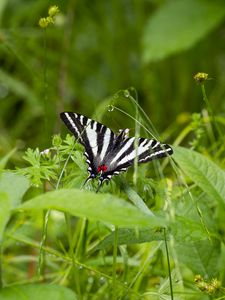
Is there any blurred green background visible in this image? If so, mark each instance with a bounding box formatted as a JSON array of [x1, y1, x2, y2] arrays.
[[0, 0, 225, 156]]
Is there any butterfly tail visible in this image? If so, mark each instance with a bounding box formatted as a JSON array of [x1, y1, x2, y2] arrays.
[[81, 176, 94, 189], [96, 180, 104, 193]]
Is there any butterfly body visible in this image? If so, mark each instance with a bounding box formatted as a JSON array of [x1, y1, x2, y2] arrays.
[[60, 112, 173, 188]]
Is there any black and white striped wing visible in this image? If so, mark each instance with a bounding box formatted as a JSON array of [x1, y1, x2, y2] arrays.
[[60, 112, 173, 187], [98, 137, 173, 182], [60, 112, 115, 179]]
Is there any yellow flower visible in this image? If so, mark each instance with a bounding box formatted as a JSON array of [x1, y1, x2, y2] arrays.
[[39, 5, 60, 28], [194, 72, 208, 83], [48, 5, 60, 17], [38, 18, 49, 28], [46, 16, 54, 24]]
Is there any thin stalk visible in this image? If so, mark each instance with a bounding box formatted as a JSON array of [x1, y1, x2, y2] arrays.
[[0, 244, 3, 288], [38, 27, 49, 278], [73, 218, 88, 298], [173, 125, 192, 146], [38, 209, 50, 277], [118, 88, 160, 139], [112, 226, 118, 300], [201, 84, 222, 140], [163, 228, 174, 300], [43, 28, 48, 147], [38, 142, 76, 277], [74, 218, 88, 259], [133, 89, 139, 187], [113, 106, 156, 139], [64, 213, 73, 257], [128, 242, 162, 290], [8, 233, 140, 298]]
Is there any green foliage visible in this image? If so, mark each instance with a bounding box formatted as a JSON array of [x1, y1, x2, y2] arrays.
[[142, 0, 225, 63], [1, 0, 225, 299], [173, 146, 225, 206], [18, 189, 165, 228], [18, 134, 86, 187], [176, 240, 221, 278], [0, 284, 77, 300], [0, 172, 29, 240]]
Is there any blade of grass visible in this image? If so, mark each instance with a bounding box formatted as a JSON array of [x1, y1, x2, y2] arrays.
[[163, 228, 174, 300], [112, 226, 118, 300]]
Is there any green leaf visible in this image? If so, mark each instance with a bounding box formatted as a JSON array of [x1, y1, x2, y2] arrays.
[[0, 172, 29, 241], [17, 189, 166, 228], [142, 0, 225, 63], [173, 146, 225, 206], [0, 192, 10, 241], [92, 215, 209, 252], [123, 182, 154, 216], [0, 284, 77, 300], [176, 240, 221, 277], [170, 216, 209, 242], [92, 228, 164, 251], [0, 172, 30, 207]]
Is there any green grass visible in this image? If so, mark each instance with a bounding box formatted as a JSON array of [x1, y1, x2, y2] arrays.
[[0, 1, 225, 299]]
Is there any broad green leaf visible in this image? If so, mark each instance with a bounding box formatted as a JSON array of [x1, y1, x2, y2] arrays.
[[0, 192, 10, 241], [0, 172, 29, 241], [92, 228, 164, 251], [142, 0, 225, 63], [0, 172, 30, 207], [18, 189, 166, 228], [176, 240, 221, 277], [0, 283, 77, 300], [173, 146, 225, 206], [170, 216, 209, 242], [93, 216, 209, 251]]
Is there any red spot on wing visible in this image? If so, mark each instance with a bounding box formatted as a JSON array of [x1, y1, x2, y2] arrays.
[[102, 165, 107, 172], [97, 165, 108, 173]]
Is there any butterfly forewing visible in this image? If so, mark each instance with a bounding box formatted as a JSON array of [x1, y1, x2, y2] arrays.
[[60, 112, 173, 185], [60, 112, 115, 177]]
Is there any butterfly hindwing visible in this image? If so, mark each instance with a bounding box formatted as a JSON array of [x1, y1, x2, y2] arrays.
[[60, 112, 173, 186], [99, 137, 173, 182]]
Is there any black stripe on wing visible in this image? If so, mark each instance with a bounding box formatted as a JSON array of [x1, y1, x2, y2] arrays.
[[60, 112, 87, 144]]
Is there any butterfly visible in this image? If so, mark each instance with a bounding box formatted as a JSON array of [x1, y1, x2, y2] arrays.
[[60, 112, 173, 190]]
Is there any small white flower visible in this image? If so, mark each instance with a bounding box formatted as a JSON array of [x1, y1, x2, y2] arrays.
[[40, 148, 50, 155]]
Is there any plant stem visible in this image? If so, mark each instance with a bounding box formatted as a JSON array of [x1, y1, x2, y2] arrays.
[[163, 228, 174, 300], [43, 28, 48, 147], [38, 28, 49, 278], [0, 244, 3, 288], [133, 89, 139, 187], [112, 226, 118, 300], [38, 209, 50, 278], [201, 84, 222, 140], [74, 218, 88, 259]]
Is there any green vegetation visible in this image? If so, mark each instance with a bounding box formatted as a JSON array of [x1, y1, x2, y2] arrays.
[[0, 1, 225, 299]]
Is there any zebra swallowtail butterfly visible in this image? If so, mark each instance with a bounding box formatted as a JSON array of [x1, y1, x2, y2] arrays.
[[60, 112, 173, 189]]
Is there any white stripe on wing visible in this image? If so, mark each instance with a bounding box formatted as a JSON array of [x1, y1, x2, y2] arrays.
[[100, 128, 112, 161], [110, 137, 135, 165], [117, 139, 152, 166]]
